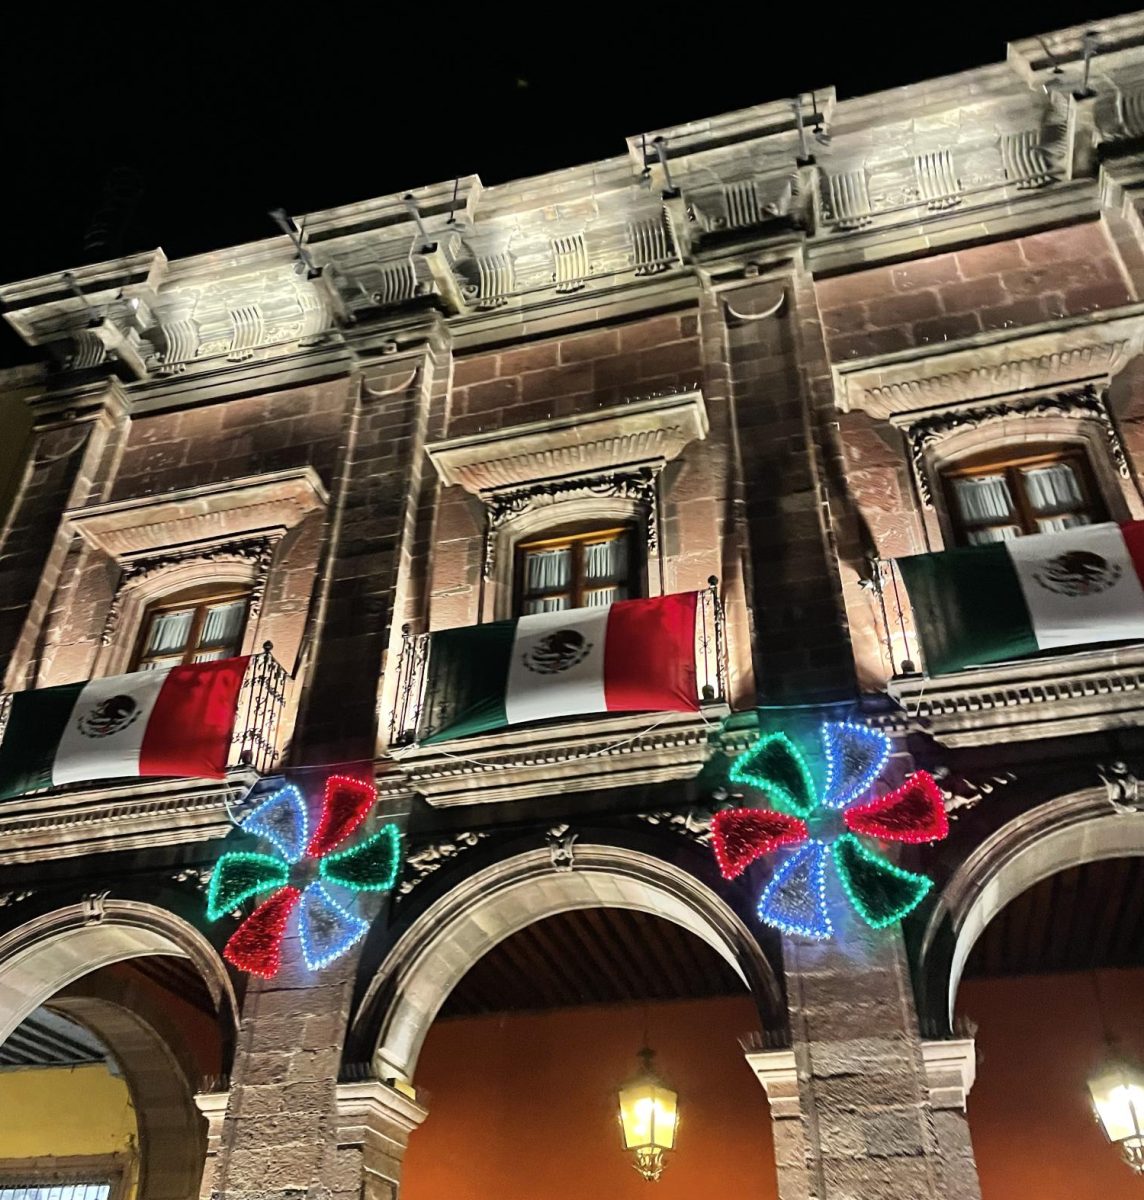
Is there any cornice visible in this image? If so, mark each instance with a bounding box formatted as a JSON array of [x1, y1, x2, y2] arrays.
[[426, 389, 708, 494], [390, 706, 726, 808], [0, 774, 252, 865], [881, 643, 1144, 746], [65, 466, 328, 559], [833, 306, 1144, 420]]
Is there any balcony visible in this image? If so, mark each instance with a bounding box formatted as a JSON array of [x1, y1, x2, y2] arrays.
[[869, 559, 1144, 745], [0, 646, 290, 862], [386, 584, 729, 807]]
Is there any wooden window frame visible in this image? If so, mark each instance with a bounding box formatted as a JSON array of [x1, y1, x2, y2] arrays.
[[941, 445, 1106, 546], [130, 584, 251, 671], [513, 525, 640, 616]]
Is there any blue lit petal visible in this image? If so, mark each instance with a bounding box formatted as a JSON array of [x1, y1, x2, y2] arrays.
[[298, 883, 369, 970], [758, 841, 833, 940], [819, 721, 891, 810], [242, 785, 310, 864]]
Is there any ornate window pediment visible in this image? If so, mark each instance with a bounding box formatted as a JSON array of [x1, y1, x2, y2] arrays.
[[426, 390, 708, 615], [65, 467, 327, 669]]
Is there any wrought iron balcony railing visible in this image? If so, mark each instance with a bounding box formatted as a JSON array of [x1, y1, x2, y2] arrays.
[[865, 556, 922, 679], [232, 642, 289, 775], [388, 578, 728, 748]]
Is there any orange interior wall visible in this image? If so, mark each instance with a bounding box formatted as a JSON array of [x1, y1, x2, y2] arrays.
[[403, 995, 776, 1200], [958, 967, 1144, 1200]]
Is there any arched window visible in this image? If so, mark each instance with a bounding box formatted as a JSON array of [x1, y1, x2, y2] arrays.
[[514, 525, 639, 615], [132, 585, 249, 671], [942, 445, 1106, 546]]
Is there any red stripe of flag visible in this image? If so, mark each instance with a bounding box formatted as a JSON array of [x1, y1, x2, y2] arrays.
[[139, 656, 250, 779], [1121, 521, 1144, 587], [603, 592, 700, 714]]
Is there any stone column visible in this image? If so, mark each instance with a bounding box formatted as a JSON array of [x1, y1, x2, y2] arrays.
[[770, 920, 984, 1199], [211, 934, 361, 1200]]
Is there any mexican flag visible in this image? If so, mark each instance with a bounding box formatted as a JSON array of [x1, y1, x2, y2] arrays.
[[896, 521, 1144, 675], [0, 656, 249, 799], [417, 592, 700, 743]]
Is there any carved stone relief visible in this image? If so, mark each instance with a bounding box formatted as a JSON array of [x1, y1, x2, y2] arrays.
[[903, 384, 1130, 507], [482, 466, 660, 577], [101, 534, 281, 645], [546, 824, 577, 871], [397, 831, 491, 897]]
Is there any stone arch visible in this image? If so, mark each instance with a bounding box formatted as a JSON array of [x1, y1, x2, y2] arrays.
[[351, 843, 784, 1082], [915, 787, 1144, 1027], [0, 899, 237, 1200], [0, 897, 237, 1048], [47, 995, 205, 1200]]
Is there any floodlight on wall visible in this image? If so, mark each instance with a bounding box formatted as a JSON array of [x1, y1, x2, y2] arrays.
[[617, 1047, 679, 1182]]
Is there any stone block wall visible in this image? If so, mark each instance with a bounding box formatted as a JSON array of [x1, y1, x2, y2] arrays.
[[817, 222, 1136, 362]]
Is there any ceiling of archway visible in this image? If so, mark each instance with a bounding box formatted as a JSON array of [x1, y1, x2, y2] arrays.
[[438, 908, 744, 1018], [963, 858, 1144, 979]]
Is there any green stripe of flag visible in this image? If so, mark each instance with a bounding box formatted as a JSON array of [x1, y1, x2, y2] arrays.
[[896, 543, 1039, 675], [418, 619, 517, 743], [0, 682, 85, 800]]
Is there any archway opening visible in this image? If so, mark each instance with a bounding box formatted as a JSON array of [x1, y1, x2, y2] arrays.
[[401, 907, 778, 1200], [0, 927, 231, 1200], [954, 857, 1144, 1200]]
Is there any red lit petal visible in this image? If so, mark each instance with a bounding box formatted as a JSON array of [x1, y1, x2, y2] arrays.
[[844, 771, 948, 844], [223, 887, 302, 977], [711, 808, 809, 880], [306, 776, 377, 858]]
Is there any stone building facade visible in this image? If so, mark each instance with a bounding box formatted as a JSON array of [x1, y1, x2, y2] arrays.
[[3, 14, 1144, 1200]]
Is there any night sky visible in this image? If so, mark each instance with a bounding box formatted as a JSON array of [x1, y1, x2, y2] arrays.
[[0, 2, 1135, 364]]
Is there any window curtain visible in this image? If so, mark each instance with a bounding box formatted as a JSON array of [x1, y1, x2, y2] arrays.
[[584, 536, 628, 582], [199, 599, 246, 649], [966, 525, 1022, 546], [144, 608, 194, 656], [584, 585, 629, 607], [952, 474, 1013, 523], [1022, 463, 1083, 514], [525, 547, 572, 593], [523, 596, 570, 615], [1036, 513, 1092, 534]]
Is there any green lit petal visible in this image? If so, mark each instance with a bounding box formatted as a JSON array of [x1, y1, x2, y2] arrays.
[[728, 732, 817, 817], [318, 825, 402, 893], [207, 852, 290, 921], [832, 835, 931, 929]]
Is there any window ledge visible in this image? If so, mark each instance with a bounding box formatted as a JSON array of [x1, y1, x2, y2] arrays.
[[389, 705, 727, 807], [882, 643, 1144, 746]]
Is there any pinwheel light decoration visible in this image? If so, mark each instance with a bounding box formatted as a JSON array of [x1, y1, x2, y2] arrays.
[[711, 722, 947, 940], [206, 776, 401, 977]]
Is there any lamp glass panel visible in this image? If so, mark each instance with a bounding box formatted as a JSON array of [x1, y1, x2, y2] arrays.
[[1089, 1066, 1144, 1143]]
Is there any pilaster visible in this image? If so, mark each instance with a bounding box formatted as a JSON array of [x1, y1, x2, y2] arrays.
[[330, 1080, 428, 1200], [193, 1089, 229, 1200], [0, 377, 131, 688]]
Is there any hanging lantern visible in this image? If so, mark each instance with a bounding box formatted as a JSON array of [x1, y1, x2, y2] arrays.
[[617, 1047, 679, 1182], [1088, 1058, 1144, 1173]]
